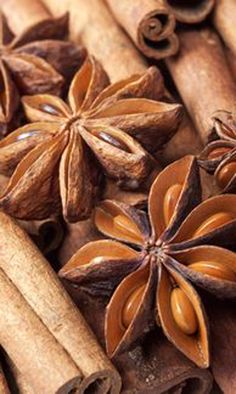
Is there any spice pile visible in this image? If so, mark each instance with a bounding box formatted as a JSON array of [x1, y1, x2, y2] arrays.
[[0, 0, 236, 393]]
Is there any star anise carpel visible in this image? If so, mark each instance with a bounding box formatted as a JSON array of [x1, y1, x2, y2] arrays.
[[60, 155, 236, 368], [0, 56, 182, 222], [199, 110, 236, 193], [0, 12, 86, 137]]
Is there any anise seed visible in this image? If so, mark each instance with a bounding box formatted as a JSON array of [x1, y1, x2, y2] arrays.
[[189, 261, 236, 282], [170, 287, 198, 335]]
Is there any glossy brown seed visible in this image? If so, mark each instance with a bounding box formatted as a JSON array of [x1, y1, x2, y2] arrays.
[[170, 287, 198, 335], [163, 183, 182, 226], [207, 146, 231, 160], [217, 161, 236, 189], [189, 261, 236, 282], [113, 215, 143, 243], [39, 103, 62, 116], [96, 131, 131, 153], [90, 256, 118, 265], [122, 284, 146, 328], [192, 212, 234, 239]]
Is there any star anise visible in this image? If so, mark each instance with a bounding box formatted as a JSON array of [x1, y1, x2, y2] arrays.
[[0, 56, 182, 222], [0, 12, 86, 136], [199, 110, 236, 193], [60, 155, 236, 367]]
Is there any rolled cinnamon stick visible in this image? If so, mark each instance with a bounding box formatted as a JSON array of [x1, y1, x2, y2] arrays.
[[106, 0, 179, 60], [0, 0, 68, 40], [42, 0, 148, 82], [18, 216, 64, 254], [0, 268, 81, 394], [213, 0, 236, 57], [163, 0, 215, 23], [7, 358, 34, 394], [166, 28, 236, 143], [0, 212, 121, 394]]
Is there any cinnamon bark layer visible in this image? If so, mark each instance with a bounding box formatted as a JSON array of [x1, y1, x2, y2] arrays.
[[0, 212, 121, 394], [66, 288, 213, 394], [0, 362, 10, 394], [213, 0, 236, 57], [163, 0, 215, 23], [166, 28, 236, 143], [43, 0, 147, 82], [106, 0, 179, 59]]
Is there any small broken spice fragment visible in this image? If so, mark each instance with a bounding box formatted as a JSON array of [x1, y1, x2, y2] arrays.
[[0, 56, 182, 222], [199, 110, 236, 192], [0, 12, 86, 137], [60, 155, 236, 367]]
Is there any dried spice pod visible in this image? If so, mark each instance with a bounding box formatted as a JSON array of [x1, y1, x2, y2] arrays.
[[106, 0, 179, 60], [61, 155, 236, 368], [0, 56, 182, 222], [0, 9, 86, 137], [166, 28, 236, 144], [163, 0, 215, 23], [199, 110, 236, 193]]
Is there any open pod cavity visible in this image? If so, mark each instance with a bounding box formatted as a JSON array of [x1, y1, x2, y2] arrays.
[[149, 155, 201, 242], [0, 60, 19, 124], [157, 263, 209, 368], [23, 94, 71, 123], [105, 261, 157, 357], [198, 140, 235, 174], [163, 0, 215, 23], [60, 240, 140, 296], [171, 246, 236, 298], [172, 194, 236, 249], [68, 56, 109, 114], [215, 150, 236, 193], [213, 110, 236, 141], [0, 133, 67, 219], [94, 200, 150, 246]]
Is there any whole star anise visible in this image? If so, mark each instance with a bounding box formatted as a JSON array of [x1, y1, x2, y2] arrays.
[[0, 12, 86, 136], [0, 56, 182, 222], [199, 110, 236, 193], [60, 155, 236, 367]]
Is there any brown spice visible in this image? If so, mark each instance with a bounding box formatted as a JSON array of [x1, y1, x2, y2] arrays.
[[106, 0, 179, 59], [213, 0, 236, 57], [166, 28, 236, 143], [163, 0, 215, 23]]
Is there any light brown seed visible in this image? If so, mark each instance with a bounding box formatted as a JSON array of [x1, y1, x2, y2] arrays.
[[192, 212, 234, 239], [217, 161, 236, 189], [189, 261, 236, 282], [113, 215, 143, 243], [122, 284, 146, 328], [163, 183, 182, 226], [170, 287, 198, 335]]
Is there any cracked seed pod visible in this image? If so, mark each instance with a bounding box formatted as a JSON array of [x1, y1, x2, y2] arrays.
[[0, 56, 182, 222], [199, 110, 236, 192], [0, 12, 86, 137], [60, 155, 236, 368]]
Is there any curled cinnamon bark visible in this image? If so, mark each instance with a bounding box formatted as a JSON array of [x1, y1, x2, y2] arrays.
[[0, 212, 121, 394], [0, 362, 10, 394], [163, 0, 215, 23], [42, 0, 148, 82], [213, 0, 236, 57], [166, 28, 236, 143], [106, 0, 179, 59]]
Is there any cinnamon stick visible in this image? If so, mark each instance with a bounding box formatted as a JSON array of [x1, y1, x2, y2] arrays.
[[0, 0, 68, 40], [42, 0, 148, 82], [7, 358, 34, 394], [0, 212, 121, 394], [163, 0, 215, 23], [213, 0, 236, 57], [18, 216, 64, 254], [0, 361, 10, 394], [106, 0, 179, 59], [0, 268, 81, 394], [166, 27, 236, 143]]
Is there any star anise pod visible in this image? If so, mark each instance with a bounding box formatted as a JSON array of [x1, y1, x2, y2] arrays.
[[0, 56, 182, 222], [60, 155, 236, 367], [0, 12, 86, 136], [199, 110, 236, 193]]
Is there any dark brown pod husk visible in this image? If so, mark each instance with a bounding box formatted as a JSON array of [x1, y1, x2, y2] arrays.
[[214, 150, 236, 193], [198, 140, 235, 173]]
